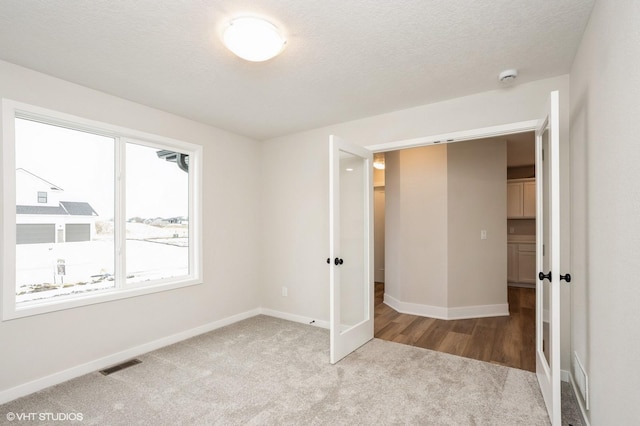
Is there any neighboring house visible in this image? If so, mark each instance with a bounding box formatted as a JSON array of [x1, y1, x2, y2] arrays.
[[15, 168, 99, 244]]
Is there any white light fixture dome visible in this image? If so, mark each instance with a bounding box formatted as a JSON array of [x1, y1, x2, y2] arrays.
[[498, 69, 518, 83], [373, 153, 385, 170], [223, 17, 286, 62]]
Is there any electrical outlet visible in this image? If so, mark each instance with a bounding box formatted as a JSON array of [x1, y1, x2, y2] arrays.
[[282, 287, 288, 297], [480, 230, 487, 240]]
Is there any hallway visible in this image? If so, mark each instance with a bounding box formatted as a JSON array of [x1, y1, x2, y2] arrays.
[[374, 284, 536, 372]]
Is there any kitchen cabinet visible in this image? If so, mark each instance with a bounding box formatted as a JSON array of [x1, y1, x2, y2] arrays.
[[517, 244, 536, 284], [507, 178, 536, 219], [507, 241, 536, 285], [507, 243, 518, 282]]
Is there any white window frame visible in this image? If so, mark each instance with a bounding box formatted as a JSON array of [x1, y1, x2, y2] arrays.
[[2, 99, 203, 320]]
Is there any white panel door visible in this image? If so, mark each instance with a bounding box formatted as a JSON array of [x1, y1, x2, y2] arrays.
[[329, 135, 373, 364], [535, 91, 563, 424]]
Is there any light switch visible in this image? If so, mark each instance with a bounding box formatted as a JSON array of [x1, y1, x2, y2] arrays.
[[481, 230, 487, 240]]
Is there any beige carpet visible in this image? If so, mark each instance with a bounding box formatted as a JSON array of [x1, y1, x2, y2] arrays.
[[1, 315, 550, 425]]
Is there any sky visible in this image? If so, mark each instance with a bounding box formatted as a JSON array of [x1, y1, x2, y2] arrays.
[[15, 118, 189, 219]]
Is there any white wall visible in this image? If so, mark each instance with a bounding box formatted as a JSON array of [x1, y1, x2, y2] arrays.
[[384, 139, 507, 312], [384, 151, 401, 302], [569, 0, 640, 423], [373, 187, 385, 283], [385, 146, 449, 307], [0, 60, 262, 396], [259, 136, 329, 320], [373, 165, 385, 284], [447, 139, 507, 308], [260, 75, 571, 366]]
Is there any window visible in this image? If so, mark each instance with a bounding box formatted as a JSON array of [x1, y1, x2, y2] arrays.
[[2, 100, 202, 320]]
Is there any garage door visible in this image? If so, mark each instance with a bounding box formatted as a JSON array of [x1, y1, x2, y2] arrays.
[[65, 224, 91, 242], [16, 224, 55, 244]]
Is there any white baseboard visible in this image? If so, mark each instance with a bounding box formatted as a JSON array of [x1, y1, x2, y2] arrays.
[[1, 299, 518, 406], [565, 369, 591, 426], [384, 293, 448, 318], [447, 304, 510, 319], [384, 293, 509, 320], [259, 307, 329, 329], [0, 308, 261, 405]]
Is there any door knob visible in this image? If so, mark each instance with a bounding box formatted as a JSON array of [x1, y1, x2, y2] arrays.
[[334, 257, 344, 265], [538, 271, 552, 282], [327, 258, 330, 264], [560, 273, 572, 283]]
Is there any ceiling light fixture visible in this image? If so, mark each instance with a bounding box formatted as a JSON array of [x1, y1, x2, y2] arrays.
[[223, 17, 286, 62], [373, 153, 385, 170], [498, 69, 518, 83]]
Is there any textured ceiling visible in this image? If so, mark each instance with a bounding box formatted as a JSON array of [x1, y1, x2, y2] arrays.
[[0, 1, 594, 140]]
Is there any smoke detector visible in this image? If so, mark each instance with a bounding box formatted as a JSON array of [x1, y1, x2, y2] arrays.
[[498, 69, 518, 83]]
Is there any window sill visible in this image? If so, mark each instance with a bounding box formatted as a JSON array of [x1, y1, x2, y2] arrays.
[[3, 277, 203, 321]]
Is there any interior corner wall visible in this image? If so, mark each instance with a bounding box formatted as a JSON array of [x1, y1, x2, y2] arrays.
[[569, 0, 640, 423], [384, 146, 449, 307], [0, 60, 262, 397], [447, 139, 507, 308], [383, 151, 401, 298], [373, 187, 386, 283], [384, 139, 507, 311]]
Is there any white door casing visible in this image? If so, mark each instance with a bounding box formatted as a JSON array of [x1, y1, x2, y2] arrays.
[[329, 135, 374, 364]]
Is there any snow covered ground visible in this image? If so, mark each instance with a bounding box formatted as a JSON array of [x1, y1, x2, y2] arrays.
[[15, 222, 189, 304]]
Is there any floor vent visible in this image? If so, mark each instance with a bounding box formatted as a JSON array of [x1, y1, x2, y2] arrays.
[[572, 352, 589, 410], [99, 359, 142, 376]]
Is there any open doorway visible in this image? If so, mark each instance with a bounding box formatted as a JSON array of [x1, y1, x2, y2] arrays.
[[506, 132, 537, 290], [373, 132, 537, 372]]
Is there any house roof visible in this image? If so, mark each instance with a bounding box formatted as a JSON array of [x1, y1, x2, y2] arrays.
[[17, 201, 98, 216], [60, 201, 98, 216], [16, 205, 68, 215], [157, 150, 189, 172], [16, 168, 64, 191]]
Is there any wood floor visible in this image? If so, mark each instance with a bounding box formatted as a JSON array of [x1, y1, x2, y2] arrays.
[[375, 283, 536, 372]]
